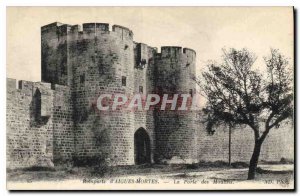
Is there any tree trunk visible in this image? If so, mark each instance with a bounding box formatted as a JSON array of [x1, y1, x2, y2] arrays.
[[247, 141, 262, 180]]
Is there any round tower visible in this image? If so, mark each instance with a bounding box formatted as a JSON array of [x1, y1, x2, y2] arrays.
[[68, 23, 136, 165], [154, 46, 198, 164]]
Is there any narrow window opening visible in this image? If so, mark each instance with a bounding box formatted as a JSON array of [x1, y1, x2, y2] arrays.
[[122, 76, 126, 86], [18, 81, 22, 89], [33, 88, 41, 121], [80, 74, 85, 84], [98, 64, 105, 75], [139, 86, 143, 93], [189, 89, 193, 97]]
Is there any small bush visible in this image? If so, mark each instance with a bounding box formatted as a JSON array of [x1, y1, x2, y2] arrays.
[[22, 166, 56, 172], [73, 155, 105, 167], [91, 163, 109, 177], [72, 154, 110, 177], [212, 160, 228, 167], [197, 160, 228, 167], [280, 158, 294, 164], [231, 162, 249, 168], [186, 163, 199, 169]]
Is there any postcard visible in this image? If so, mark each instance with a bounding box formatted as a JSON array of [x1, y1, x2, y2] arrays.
[[6, 6, 294, 190]]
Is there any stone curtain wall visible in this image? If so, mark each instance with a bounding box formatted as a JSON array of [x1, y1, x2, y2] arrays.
[[197, 121, 294, 163], [6, 79, 54, 169], [6, 78, 74, 169]]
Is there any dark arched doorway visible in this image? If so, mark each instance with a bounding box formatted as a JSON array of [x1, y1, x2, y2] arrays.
[[134, 128, 151, 165]]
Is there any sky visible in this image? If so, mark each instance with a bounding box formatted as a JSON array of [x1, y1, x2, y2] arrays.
[[7, 7, 293, 82]]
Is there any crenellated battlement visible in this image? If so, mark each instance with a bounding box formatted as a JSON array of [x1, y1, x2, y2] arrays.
[[112, 25, 133, 38], [41, 21, 197, 87], [156, 46, 196, 64], [160, 46, 196, 57], [7, 78, 17, 90], [42, 22, 134, 40], [41, 22, 64, 32], [82, 23, 109, 33], [161, 46, 182, 56], [183, 48, 196, 55], [6, 78, 70, 93]]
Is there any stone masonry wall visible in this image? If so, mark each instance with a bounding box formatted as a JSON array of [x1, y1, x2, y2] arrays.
[[197, 121, 294, 163], [133, 43, 157, 163], [68, 23, 137, 165], [52, 85, 74, 164], [41, 22, 71, 86], [7, 78, 54, 169], [153, 47, 198, 164], [6, 78, 74, 168]]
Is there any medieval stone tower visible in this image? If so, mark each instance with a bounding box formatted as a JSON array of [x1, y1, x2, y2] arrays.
[[41, 22, 198, 166], [6, 22, 293, 169]]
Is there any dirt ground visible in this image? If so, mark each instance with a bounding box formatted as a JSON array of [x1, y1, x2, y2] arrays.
[[7, 163, 294, 184], [7, 164, 294, 190]]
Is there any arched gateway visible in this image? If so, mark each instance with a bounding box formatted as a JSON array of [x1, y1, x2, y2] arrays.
[[134, 128, 151, 165]]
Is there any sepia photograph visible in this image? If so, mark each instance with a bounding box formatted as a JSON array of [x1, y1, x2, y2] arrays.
[[6, 6, 294, 190]]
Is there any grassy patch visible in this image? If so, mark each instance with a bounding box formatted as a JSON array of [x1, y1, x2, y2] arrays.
[[22, 166, 56, 172], [231, 162, 249, 168]]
